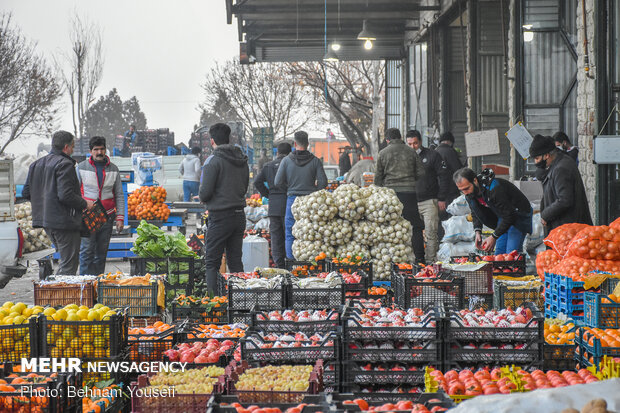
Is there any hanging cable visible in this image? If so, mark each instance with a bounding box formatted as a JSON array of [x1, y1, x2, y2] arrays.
[[458, 0, 467, 104], [500, 0, 509, 77], [581, 0, 593, 78]]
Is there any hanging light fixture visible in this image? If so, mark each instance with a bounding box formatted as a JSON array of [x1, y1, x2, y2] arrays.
[[357, 20, 376, 41], [364, 39, 373, 50], [323, 0, 339, 61], [331, 41, 341, 51]]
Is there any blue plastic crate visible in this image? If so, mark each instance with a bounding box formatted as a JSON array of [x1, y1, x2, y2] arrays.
[[584, 292, 620, 328], [545, 306, 584, 322]]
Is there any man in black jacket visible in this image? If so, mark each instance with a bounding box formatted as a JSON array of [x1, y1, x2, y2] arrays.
[[275, 131, 327, 259], [406, 130, 451, 263], [453, 168, 533, 254], [254, 142, 292, 268], [529, 135, 592, 235], [553, 131, 579, 164], [434, 132, 463, 214], [199, 123, 249, 292], [23, 131, 94, 275]]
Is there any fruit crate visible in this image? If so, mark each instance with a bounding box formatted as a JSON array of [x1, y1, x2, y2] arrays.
[[130, 257, 206, 305], [443, 340, 543, 370], [392, 263, 414, 276], [33, 280, 96, 308], [128, 324, 178, 363], [228, 278, 287, 311], [344, 339, 441, 364], [171, 303, 228, 324], [0, 374, 66, 413], [37, 311, 127, 360], [205, 394, 330, 413], [130, 371, 224, 413], [391, 272, 464, 310], [574, 328, 620, 367], [224, 360, 323, 404], [97, 281, 159, 317], [465, 294, 494, 310], [163, 344, 233, 369], [327, 391, 455, 408], [0, 318, 39, 363], [585, 292, 620, 328], [341, 270, 370, 297], [545, 306, 584, 323], [342, 361, 431, 386], [288, 278, 345, 310], [343, 308, 441, 342], [240, 331, 339, 363], [544, 343, 577, 371], [328, 261, 374, 284], [490, 258, 526, 277], [443, 302, 543, 342], [285, 259, 327, 277], [441, 262, 493, 295], [493, 279, 544, 310], [251, 308, 342, 334], [602, 277, 620, 296], [81, 353, 130, 384]]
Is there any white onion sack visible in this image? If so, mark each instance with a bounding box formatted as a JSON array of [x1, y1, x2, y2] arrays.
[[371, 241, 414, 280], [442, 215, 475, 243], [336, 242, 370, 260], [446, 194, 471, 216], [364, 186, 403, 224], [292, 240, 336, 261], [14, 202, 51, 253], [333, 183, 367, 221], [291, 190, 337, 221]]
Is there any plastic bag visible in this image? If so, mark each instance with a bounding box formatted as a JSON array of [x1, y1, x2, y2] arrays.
[[442, 215, 475, 243], [254, 217, 270, 230], [525, 213, 544, 250], [543, 223, 590, 256], [437, 241, 476, 262], [446, 194, 471, 216], [565, 225, 620, 261], [535, 249, 560, 279]]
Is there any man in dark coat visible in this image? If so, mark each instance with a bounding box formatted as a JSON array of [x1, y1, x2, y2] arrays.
[[254, 142, 292, 268], [453, 167, 533, 254], [23, 131, 94, 274], [199, 123, 250, 292], [529, 135, 592, 235], [338, 148, 352, 177], [553, 131, 579, 164], [434, 132, 463, 213]]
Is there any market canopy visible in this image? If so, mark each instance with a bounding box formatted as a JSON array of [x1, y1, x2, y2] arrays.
[[225, 0, 439, 63]]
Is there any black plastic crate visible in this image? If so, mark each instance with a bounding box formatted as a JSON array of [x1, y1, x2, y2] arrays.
[[328, 260, 374, 284], [288, 279, 345, 310], [491, 259, 526, 277], [465, 294, 494, 311], [341, 270, 370, 297], [285, 259, 328, 277], [441, 262, 493, 295], [544, 343, 577, 371], [0, 317, 38, 363], [38, 312, 127, 360], [130, 257, 206, 305], [0, 375, 65, 413], [342, 361, 431, 386], [344, 339, 441, 363], [97, 282, 159, 317], [442, 302, 544, 342], [251, 308, 342, 334], [171, 303, 229, 324], [81, 353, 130, 384], [327, 391, 455, 408], [343, 308, 441, 342], [229, 310, 253, 325], [228, 277, 287, 311], [392, 272, 464, 309], [443, 340, 543, 370], [128, 325, 178, 363], [240, 331, 339, 363], [206, 394, 329, 413], [493, 279, 545, 310]]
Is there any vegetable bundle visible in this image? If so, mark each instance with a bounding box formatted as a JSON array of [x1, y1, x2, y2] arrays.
[[132, 220, 197, 258]]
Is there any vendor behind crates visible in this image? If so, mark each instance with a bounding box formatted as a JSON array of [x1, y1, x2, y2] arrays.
[[199, 123, 249, 293], [453, 167, 532, 254], [77, 136, 125, 275]]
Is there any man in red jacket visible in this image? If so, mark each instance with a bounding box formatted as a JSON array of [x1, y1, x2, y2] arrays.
[[77, 136, 125, 275]]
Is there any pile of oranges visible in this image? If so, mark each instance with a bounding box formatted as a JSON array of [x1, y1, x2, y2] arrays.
[[128, 186, 170, 221], [580, 327, 620, 348], [186, 324, 246, 340], [544, 322, 576, 345], [602, 294, 620, 304], [128, 321, 175, 362]]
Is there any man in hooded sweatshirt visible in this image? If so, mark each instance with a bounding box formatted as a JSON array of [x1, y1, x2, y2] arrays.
[[275, 131, 328, 260], [199, 123, 249, 293]]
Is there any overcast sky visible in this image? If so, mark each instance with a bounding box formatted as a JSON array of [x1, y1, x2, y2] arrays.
[[2, 0, 239, 154]]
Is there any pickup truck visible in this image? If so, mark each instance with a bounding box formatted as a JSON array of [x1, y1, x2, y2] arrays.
[[0, 158, 54, 288]]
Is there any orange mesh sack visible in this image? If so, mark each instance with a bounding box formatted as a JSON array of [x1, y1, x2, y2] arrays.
[[611, 217, 620, 230], [536, 249, 561, 279], [543, 223, 590, 256], [565, 225, 620, 261], [549, 256, 620, 280]]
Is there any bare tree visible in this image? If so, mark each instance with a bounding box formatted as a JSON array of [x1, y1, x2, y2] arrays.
[[0, 13, 62, 154], [56, 12, 104, 139], [200, 60, 316, 139], [286, 61, 385, 157]]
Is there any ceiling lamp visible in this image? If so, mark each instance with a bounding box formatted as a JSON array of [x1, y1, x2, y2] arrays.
[[323, 48, 340, 61], [364, 39, 373, 50], [331, 42, 341, 51], [357, 20, 376, 41]]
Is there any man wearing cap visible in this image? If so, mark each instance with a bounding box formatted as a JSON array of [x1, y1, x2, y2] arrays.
[[254, 142, 292, 268], [529, 135, 592, 234], [275, 131, 328, 260]]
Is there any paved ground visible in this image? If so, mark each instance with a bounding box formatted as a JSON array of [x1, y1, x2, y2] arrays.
[[0, 217, 200, 306]]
